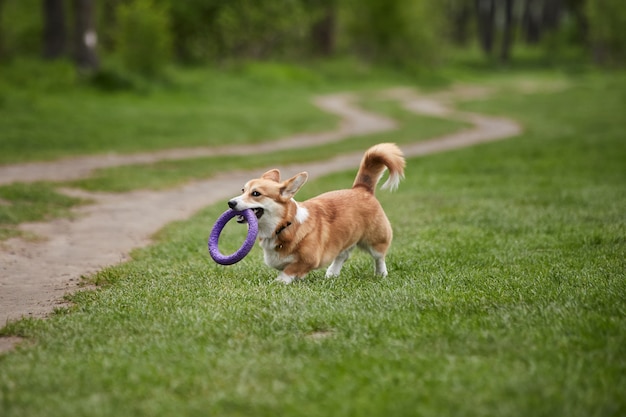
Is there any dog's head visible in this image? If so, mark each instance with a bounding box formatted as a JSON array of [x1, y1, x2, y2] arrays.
[[228, 169, 308, 234]]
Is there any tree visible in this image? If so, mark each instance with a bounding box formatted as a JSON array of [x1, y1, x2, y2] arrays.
[[542, 0, 563, 31], [586, 0, 626, 65], [448, 0, 473, 46], [0, 0, 5, 59], [522, 0, 542, 43], [42, 0, 66, 59], [167, 0, 223, 63], [346, 0, 446, 68], [116, 0, 171, 76], [476, 0, 495, 56], [73, 0, 99, 71], [500, 0, 514, 63], [309, 0, 336, 56]]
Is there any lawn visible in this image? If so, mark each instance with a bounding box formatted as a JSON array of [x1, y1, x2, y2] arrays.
[[67, 99, 467, 192], [0, 60, 336, 165], [0, 60, 465, 239], [0, 59, 429, 165], [0, 182, 87, 240], [0, 69, 625, 416]]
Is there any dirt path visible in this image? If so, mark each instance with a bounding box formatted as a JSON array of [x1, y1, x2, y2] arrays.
[[0, 93, 396, 186], [0, 85, 521, 352]]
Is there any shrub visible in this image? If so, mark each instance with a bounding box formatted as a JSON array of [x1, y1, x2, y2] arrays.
[[116, 0, 172, 77], [342, 0, 447, 69], [586, 0, 626, 66]]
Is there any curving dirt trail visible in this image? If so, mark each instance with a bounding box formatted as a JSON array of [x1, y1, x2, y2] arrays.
[[0, 93, 396, 186], [0, 85, 522, 352]]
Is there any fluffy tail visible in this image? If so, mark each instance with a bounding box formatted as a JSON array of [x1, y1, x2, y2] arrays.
[[353, 143, 405, 194]]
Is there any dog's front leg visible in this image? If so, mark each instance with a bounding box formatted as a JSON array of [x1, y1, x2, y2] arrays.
[[275, 271, 296, 284], [325, 246, 355, 278], [275, 262, 314, 284]]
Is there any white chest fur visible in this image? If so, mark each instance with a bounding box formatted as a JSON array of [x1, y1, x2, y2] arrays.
[[259, 237, 295, 271]]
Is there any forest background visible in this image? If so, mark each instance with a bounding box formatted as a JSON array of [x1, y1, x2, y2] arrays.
[[1, 0, 625, 83]]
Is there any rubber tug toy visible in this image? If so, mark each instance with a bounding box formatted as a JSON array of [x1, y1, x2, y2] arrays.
[[208, 208, 259, 265]]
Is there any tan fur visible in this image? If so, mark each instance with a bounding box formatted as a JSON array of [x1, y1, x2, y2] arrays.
[[228, 143, 405, 283]]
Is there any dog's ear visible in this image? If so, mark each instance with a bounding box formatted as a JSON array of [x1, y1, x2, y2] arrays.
[[280, 172, 308, 199], [261, 169, 281, 182]]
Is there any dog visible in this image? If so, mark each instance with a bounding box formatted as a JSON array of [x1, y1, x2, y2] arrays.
[[228, 143, 405, 283]]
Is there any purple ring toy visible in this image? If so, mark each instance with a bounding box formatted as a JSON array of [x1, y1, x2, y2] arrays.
[[208, 209, 258, 265]]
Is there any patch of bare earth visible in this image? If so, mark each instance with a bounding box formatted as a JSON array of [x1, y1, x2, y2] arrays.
[[0, 85, 523, 352]]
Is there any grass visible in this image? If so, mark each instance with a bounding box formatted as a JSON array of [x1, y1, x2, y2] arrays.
[[0, 183, 86, 240], [0, 70, 624, 416], [0, 59, 465, 237], [67, 100, 467, 192], [0, 58, 444, 166], [0, 60, 337, 165]]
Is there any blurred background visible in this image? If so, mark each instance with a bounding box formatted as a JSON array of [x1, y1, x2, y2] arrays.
[[1, 0, 624, 80], [0, 0, 624, 166]]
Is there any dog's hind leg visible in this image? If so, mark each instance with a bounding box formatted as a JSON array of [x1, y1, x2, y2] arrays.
[[360, 242, 389, 277], [373, 254, 388, 277], [325, 246, 355, 278]]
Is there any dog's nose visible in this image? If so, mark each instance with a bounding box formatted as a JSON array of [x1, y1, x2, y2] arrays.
[[228, 200, 237, 209]]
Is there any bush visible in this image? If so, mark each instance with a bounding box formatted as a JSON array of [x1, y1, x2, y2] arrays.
[[116, 0, 172, 77], [586, 0, 626, 66], [214, 0, 310, 60], [0, 1, 41, 60], [342, 0, 447, 68]]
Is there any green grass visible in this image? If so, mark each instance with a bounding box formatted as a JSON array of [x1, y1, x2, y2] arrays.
[[0, 183, 86, 240], [68, 100, 467, 192], [0, 59, 465, 235], [1, 72, 624, 416], [0, 58, 447, 166], [0, 61, 337, 165]]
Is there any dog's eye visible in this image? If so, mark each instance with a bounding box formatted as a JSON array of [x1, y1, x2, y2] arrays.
[[251, 191, 261, 197]]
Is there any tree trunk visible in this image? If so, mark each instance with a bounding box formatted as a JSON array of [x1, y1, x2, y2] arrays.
[[476, 0, 496, 56], [523, 0, 542, 44], [451, 0, 472, 46], [73, 0, 98, 71], [0, 0, 5, 60], [100, 0, 117, 51], [542, 0, 563, 31], [500, 0, 514, 63], [42, 0, 66, 59], [310, 4, 336, 56], [569, 0, 588, 44]]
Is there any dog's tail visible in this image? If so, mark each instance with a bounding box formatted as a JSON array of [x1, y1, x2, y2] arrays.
[[353, 143, 405, 194]]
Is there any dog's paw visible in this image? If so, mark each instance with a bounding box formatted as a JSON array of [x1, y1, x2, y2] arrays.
[[325, 269, 340, 278], [275, 272, 296, 284]]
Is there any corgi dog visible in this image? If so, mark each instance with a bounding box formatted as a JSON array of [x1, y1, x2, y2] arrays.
[[228, 143, 405, 284]]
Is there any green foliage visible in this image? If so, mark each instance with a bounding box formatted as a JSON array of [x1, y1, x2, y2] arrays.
[[0, 1, 41, 60], [165, 0, 448, 66], [214, 0, 310, 60], [166, 0, 311, 63], [5, 0, 626, 69], [116, 0, 172, 76], [164, 0, 220, 63], [344, 0, 447, 68], [0, 58, 76, 93], [586, 0, 626, 65]]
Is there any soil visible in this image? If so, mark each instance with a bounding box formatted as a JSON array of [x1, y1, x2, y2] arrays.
[[0, 85, 522, 352]]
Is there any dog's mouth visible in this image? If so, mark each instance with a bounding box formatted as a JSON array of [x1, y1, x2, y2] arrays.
[[237, 208, 264, 223]]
